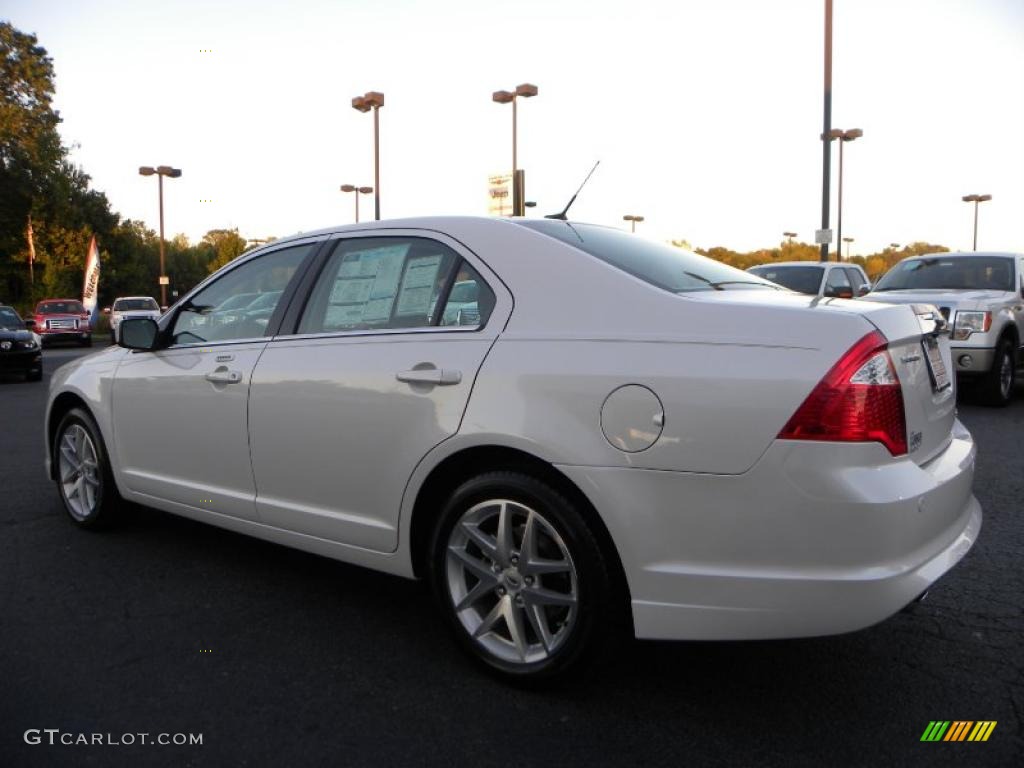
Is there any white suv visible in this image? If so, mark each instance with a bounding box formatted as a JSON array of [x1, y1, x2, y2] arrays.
[[747, 261, 871, 299], [863, 252, 1024, 406], [105, 297, 161, 343]]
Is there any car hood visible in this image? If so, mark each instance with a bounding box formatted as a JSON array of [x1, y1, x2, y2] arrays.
[[0, 328, 33, 342], [861, 289, 1012, 313]]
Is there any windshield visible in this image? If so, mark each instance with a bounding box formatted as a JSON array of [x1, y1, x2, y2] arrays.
[[0, 308, 22, 329], [516, 220, 778, 293], [113, 298, 159, 311], [748, 265, 824, 295], [874, 256, 1014, 292], [38, 301, 86, 314]]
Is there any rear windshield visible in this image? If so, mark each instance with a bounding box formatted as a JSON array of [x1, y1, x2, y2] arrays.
[[38, 301, 86, 314], [113, 298, 159, 311], [515, 220, 777, 293], [874, 257, 1014, 291], [748, 265, 824, 294]]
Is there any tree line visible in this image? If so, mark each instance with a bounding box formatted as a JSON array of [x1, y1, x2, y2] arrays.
[[0, 22, 255, 313]]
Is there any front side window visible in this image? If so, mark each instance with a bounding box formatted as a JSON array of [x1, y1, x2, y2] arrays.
[[171, 243, 313, 345], [824, 267, 853, 297], [844, 267, 867, 293], [298, 237, 463, 334], [0, 308, 22, 329]]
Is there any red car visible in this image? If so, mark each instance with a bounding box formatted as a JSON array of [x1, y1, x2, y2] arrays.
[[31, 299, 93, 347]]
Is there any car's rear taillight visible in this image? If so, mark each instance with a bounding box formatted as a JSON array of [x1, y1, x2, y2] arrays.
[[778, 330, 907, 456]]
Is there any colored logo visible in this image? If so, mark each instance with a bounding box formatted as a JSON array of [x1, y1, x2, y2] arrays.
[[920, 721, 996, 742]]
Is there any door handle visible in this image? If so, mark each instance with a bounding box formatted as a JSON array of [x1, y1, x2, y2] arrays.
[[396, 368, 462, 386], [205, 369, 243, 384]]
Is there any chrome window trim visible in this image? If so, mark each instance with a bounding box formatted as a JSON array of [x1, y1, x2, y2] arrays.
[[268, 325, 489, 345]]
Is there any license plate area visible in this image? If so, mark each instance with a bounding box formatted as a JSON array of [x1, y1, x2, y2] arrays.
[[922, 336, 951, 392]]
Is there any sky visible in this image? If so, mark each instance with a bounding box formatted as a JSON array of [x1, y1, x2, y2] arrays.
[[5, 0, 1024, 255]]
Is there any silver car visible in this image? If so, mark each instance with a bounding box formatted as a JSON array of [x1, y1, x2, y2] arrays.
[[45, 217, 980, 681]]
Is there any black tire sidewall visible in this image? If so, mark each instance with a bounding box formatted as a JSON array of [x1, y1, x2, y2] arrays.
[[54, 408, 116, 528], [982, 338, 1015, 406], [428, 471, 614, 682]]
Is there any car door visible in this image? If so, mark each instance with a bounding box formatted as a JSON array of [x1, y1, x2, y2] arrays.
[[248, 232, 511, 552], [111, 241, 318, 520]]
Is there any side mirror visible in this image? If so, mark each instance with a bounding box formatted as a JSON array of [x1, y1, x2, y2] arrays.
[[119, 318, 160, 350], [857, 285, 871, 297]]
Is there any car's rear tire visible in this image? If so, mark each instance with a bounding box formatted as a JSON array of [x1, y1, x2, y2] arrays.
[[980, 337, 1015, 407], [429, 471, 624, 683], [53, 407, 121, 528], [81, 336, 93, 347]]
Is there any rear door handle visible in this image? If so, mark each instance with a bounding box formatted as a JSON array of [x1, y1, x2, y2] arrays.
[[205, 369, 243, 384], [396, 368, 462, 386]]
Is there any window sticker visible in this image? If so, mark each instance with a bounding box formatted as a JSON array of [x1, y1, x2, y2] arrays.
[[396, 254, 442, 315]]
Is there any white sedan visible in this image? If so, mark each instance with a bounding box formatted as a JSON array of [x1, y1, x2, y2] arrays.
[[45, 217, 980, 681]]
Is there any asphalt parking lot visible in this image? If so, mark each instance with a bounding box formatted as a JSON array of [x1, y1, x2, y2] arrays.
[[1, 343, 1021, 767]]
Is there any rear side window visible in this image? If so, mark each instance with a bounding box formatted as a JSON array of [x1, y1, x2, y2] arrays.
[[516, 220, 775, 292], [439, 263, 496, 327], [844, 267, 867, 294], [749, 265, 824, 295], [298, 237, 463, 334]]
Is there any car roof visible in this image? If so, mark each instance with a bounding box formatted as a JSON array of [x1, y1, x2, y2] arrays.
[[900, 251, 1022, 260], [749, 261, 832, 269], [38, 298, 80, 303], [114, 296, 158, 301]]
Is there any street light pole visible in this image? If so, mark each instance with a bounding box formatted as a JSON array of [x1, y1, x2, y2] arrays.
[[824, 128, 862, 261], [493, 83, 538, 217], [139, 165, 182, 308], [783, 231, 797, 244], [961, 194, 992, 250], [340, 184, 373, 223], [623, 214, 645, 233], [819, 0, 833, 263], [352, 91, 384, 220], [842, 236, 853, 260]]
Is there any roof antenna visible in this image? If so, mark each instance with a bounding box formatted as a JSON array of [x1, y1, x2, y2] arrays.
[[545, 160, 600, 220]]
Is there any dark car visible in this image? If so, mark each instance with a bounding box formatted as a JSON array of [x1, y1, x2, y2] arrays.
[[31, 299, 93, 347], [0, 305, 42, 381]]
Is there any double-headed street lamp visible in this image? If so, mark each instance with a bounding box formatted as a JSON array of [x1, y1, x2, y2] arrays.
[[351, 91, 384, 220], [842, 236, 854, 260], [961, 194, 992, 250], [623, 214, 644, 233], [783, 231, 797, 244], [823, 128, 862, 261], [492, 83, 538, 217], [138, 165, 182, 308], [340, 184, 374, 223]]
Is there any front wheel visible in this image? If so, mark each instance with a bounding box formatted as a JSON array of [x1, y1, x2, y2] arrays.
[[53, 408, 121, 528], [429, 471, 624, 683], [980, 337, 1015, 407]]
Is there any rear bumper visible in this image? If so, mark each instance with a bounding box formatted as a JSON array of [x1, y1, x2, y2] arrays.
[[558, 420, 979, 640], [39, 330, 91, 343]]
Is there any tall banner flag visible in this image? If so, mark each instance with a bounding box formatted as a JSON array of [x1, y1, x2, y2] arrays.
[[82, 236, 101, 327]]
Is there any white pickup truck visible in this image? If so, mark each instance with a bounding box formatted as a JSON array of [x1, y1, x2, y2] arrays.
[[863, 251, 1024, 406]]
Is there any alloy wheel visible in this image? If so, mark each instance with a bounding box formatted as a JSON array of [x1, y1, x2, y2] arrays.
[[58, 424, 102, 520], [445, 499, 578, 665]]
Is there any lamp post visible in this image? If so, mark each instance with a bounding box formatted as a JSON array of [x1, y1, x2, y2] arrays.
[[351, 91, 384, 220], [823, 128, 862, 261], [842, 236, 853, 260], [492, 83, 538, 217], [340, 185, 374, 223], [783, 231, 797, 244], [139, 165, 182, 308], [961, 194, 991, 250], [623, 214, 644, 233]]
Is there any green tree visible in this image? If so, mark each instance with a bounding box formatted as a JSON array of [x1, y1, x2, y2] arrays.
[[203, 229, 248, 274]]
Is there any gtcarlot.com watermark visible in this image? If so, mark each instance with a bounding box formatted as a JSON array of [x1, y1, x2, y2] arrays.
[[24, 729, 202, 747]]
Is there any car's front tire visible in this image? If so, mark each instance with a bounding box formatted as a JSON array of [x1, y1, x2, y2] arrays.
[[53, 408, 121, 528], [429, 471, 623, 683], [80, 336, 93, 347], [980, 337, 1015, 407]]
